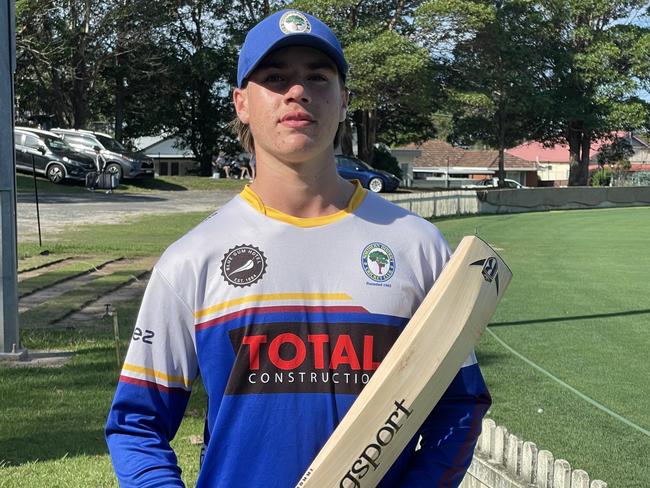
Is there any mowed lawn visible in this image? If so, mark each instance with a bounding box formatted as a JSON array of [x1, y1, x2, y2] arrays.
[[435, 206, 650, 487], [0, 205, 648, 487]]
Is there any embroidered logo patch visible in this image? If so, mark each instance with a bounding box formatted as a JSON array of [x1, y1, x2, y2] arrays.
[[221, 245, 267, 287], [361, 242, 396, 283], [279, 11, 311, 34]]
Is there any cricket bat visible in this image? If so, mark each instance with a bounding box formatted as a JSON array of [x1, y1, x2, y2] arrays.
[[295, 235, 512, 488]]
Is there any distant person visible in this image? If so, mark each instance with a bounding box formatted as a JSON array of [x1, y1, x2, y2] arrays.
[[238, 154, 251, 180], [249, 154, 256, 180], [212, 152, 226, 179], [93, 145, 106, 172]]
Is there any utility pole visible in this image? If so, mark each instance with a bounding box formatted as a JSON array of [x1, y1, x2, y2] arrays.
[[0, 0, 21, 357]]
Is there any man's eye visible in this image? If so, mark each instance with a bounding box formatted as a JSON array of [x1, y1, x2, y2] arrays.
[[265, 74, 285, 82], [309, 74, 328, 81]]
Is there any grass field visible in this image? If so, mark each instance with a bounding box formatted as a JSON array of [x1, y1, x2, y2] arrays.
[[434, 207, 650, 486], [1, 205, 648, 487]]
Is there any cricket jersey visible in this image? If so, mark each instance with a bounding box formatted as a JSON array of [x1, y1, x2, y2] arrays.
[[105, 182, 491, 487]]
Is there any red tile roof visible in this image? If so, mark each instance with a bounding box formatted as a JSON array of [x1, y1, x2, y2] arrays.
[[401, 140, 535, 170], [403, 140, 465, 167]]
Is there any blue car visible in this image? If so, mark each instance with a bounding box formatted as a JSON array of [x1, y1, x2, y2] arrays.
[[335, 155, 400, 193]]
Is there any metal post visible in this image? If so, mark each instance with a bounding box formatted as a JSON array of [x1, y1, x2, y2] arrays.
[[0, 0, 21, 356]]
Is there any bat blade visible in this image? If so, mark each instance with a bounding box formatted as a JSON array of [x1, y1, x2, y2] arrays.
[[295, 235, 512, 488]]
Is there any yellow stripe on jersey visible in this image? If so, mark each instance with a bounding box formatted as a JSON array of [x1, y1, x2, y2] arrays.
[[194, 292, 353, 319], [122, 363, 193, 388], [240, 180, 366, 228]]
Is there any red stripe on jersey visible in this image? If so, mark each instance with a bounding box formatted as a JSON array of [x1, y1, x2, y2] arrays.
[[195, 305, 369, 332], [119, 375, 191, 396]]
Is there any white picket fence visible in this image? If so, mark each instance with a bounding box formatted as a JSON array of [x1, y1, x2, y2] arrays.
[[460, 419, 607, 488], [383, 190, 479, 218]]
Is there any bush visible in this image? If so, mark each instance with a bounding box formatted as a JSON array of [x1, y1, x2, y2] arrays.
[[371, 145, 402, 179], [590, 167, 612, 187]]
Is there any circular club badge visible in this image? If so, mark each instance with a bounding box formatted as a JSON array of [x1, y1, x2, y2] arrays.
[[361, 242, 396, 282], [221, 245, 267, 287], [279, 11, 311, 34]]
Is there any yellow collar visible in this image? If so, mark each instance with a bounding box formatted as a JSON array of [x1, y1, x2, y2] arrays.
[[240, 181, 366, 228]]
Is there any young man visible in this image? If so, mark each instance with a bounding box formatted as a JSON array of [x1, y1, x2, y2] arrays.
[[105, 9, 490, 487]]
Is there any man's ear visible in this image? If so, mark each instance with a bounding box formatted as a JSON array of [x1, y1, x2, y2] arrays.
[[233, 87, 250, 124], [339, 88, 349, 123]]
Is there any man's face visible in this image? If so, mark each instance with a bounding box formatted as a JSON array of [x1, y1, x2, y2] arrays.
[[233, 45, 348, 163]]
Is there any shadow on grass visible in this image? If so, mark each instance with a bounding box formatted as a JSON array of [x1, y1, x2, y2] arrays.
[[0, 347, 121, 465], [490, 308, 650, 327], [0, 343, 206, 466], [123, 179, 188, 191]]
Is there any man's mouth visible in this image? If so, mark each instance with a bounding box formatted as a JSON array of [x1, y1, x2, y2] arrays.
[[280, 112, 315, 128]]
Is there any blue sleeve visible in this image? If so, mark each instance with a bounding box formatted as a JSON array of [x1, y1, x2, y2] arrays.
[[105, 382, 191, 487], [398, 359, 491, 487], [104, 268, 198, 487]]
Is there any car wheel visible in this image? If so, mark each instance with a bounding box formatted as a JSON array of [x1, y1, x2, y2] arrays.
[[105, 163, 123, 181], [46, 164, 65, 184], [368, 177, 384, 193]]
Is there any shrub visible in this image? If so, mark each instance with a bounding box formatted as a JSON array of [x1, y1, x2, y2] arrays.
[[590, 167, 612, 187], [371, 145, 402, 179]]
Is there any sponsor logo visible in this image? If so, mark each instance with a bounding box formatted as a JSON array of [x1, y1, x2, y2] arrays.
[[226, 323, 400, 395], [470, 256, 501, 294], [361, 243, 395, 283], [132, 327, 155, 344], [279, 11, 311, 34], [221, 245, 267, 287], [339, 399, 414, 487]]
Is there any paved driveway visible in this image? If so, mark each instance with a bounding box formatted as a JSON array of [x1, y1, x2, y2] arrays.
[[16, 189, 240, 239]]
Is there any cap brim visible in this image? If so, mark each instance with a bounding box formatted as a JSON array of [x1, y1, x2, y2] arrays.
[[240, 34, 347, 87]]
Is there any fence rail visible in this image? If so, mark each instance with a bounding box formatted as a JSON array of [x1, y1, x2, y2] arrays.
[[460, 419, 607, 488]]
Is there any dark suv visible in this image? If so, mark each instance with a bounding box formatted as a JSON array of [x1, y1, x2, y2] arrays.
[[14, 127, 96, 183], [51, 128, 155, 180]]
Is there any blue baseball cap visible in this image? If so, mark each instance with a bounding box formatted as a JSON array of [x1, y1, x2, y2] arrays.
[[237, 9, 348, 88]]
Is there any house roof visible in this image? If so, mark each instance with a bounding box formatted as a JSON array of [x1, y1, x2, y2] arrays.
[[506, 132, 649, 163], [458, 150, 536, 170], [402, 140, 465, 167], [399, 140, 535, 170], [132, 134, 196, 159]]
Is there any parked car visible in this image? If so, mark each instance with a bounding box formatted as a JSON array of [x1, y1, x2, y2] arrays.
[[50, 128, 154, 180], [335, 155, 400, 193], [464, 178, 527, 189], [14, 127, 96, 183]]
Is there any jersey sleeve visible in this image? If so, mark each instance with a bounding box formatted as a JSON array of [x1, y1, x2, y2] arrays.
[[398, 352, 491, 487], [105, 267, 199, 487]]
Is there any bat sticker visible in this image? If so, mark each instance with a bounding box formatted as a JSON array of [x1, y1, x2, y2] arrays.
[[470, 257, 500, 295]]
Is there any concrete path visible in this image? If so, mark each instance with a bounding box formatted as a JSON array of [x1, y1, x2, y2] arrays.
[[17, 188, 239, 238]]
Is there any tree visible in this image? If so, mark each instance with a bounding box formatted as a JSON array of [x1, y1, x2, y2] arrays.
[[536, 0, 650, 185], [417, 0, 552, 185], [291, 0, 439, 163]]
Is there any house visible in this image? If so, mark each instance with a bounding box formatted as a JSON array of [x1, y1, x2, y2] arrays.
[[132, 135, 198, 176], [392, 140, 537, 188], [506, 132, 650, 186]]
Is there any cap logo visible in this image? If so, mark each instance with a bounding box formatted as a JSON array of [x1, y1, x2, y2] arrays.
[[279, 11, 311, 34]]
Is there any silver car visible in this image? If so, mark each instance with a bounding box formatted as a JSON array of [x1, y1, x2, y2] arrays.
[[50, 128, 155, 180]]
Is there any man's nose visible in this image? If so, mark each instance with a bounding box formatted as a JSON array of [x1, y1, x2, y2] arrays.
[[285, 82, 311, 103]]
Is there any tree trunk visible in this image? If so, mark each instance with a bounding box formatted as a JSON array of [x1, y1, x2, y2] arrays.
[[497, 103, 506, 186], [567, 121, 583, 186], [355, 109, 378, 163], [578, 131, 591, 185], [340, 119, 354, 156]]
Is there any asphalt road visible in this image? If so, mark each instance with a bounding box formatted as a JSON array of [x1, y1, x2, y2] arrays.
[[16, 189, 240, 239]]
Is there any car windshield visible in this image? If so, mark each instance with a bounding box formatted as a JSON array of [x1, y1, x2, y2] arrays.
[[95, 134, 126, 152], [43, 136, 73, 151], [354, 159, 373, 171]]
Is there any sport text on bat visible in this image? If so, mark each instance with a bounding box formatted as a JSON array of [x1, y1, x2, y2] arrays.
[[339, 400, 413, 488]]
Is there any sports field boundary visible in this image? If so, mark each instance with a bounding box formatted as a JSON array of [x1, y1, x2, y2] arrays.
[[384, 186, 650, 218], [460, 417, 607, 488]]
